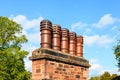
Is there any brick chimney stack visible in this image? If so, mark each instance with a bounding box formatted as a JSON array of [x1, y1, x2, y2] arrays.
[[30, 20, 90, 80]]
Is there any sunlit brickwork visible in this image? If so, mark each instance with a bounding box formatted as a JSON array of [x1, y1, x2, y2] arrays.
[[29, 20, 90, 80]]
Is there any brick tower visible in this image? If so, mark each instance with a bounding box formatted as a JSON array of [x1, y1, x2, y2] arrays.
[[29, 20, 90, 80]]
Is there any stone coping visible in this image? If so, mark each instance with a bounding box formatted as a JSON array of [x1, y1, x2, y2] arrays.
[[29, 48, 90, 68]]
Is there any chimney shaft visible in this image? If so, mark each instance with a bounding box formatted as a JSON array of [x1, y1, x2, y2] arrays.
[[69, 32, 76, 55], [52, 24, 61, 50], [40, 20, 52, 48], [61, 28, 69, 53], [76, 36, 83, 57]]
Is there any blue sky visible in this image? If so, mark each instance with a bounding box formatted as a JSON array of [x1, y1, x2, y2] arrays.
[[1, 0, 120, 77]]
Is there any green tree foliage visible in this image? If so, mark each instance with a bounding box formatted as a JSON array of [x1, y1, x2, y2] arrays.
[[111, 74, 118, 80], [89, 72, 118, 80], [111, 75, 120, 80], [114, 40, 120, 70], [0, 16, 30, 80], [89, 76, 100, 80], [100, 72, 111, 80]]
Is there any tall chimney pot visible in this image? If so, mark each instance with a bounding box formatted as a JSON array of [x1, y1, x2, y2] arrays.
[[40, 20, 52, 48], [52, 24, 61, 51], [69, 32, 76, 55], [61, 28, 69, 53], [76, 35, 83, 57]]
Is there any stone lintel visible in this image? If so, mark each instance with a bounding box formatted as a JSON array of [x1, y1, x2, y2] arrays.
[[29, 48, 90, 68]]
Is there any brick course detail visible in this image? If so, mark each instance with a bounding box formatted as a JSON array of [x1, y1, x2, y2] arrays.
[[30, 48, 90, 80]]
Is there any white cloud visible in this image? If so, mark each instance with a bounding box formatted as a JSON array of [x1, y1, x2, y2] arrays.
[[22, 43, 39, 72], [89, 59, 103, 76], [90, 64, 102, 70], [89, 59, 98, 63], [84, 35, 114, 47], [89, 59, 102, 70], [111, 26, 118, 31], [27, 32, 40, 45], [10, 15, 43, 45], [9, 15, 44, 71], [108, 69, 120, 75], [84, 28, 92, 34], [10, 15, 43, 30], [93, 14, 115, 28], [89, 59, 120, 77], [24, 58, 32, 71], [71, 21, 88, 31]]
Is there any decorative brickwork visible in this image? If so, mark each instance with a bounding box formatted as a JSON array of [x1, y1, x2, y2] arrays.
[[32, 60, 85, 80]]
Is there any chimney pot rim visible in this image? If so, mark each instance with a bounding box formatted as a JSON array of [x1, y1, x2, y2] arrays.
[[62, 28, 69, 31], [53, 24, 61, 27], [40, 19, 52, 23], [77, 35, 83, 38]]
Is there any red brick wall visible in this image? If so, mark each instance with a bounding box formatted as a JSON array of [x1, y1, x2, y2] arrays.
[[32, 60, 45, 80], [32, 59, 88, 80]]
